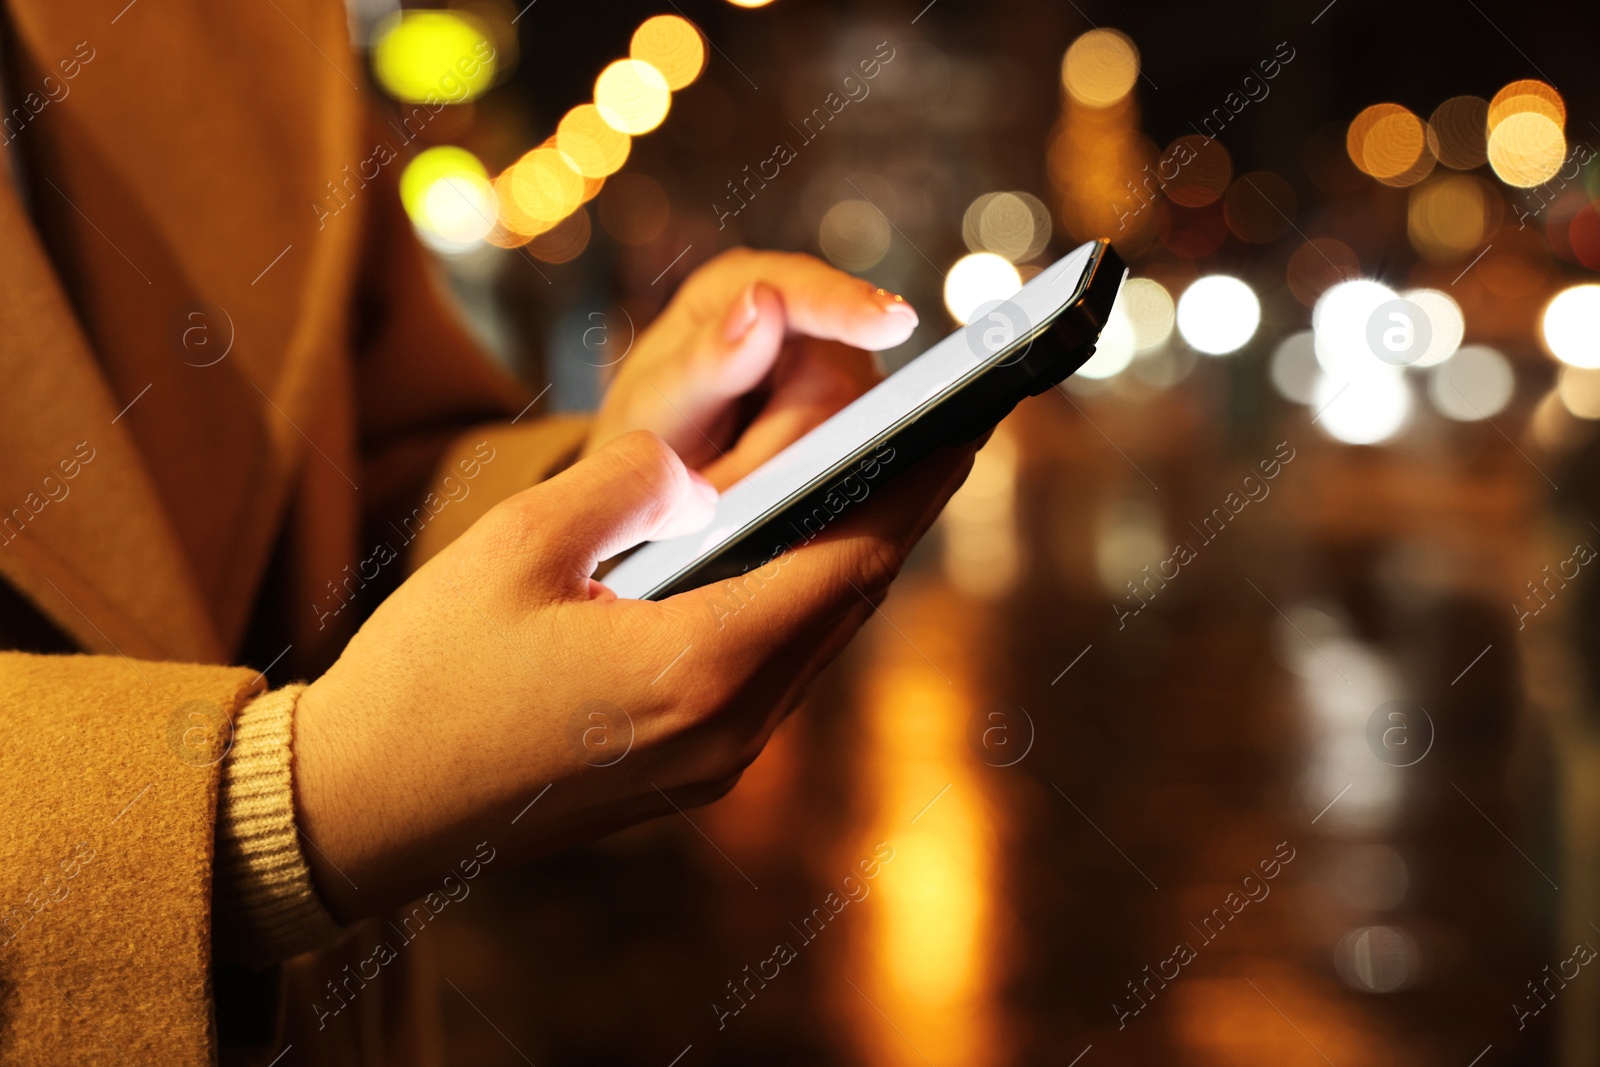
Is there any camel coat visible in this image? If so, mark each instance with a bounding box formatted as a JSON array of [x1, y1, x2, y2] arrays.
[[0, 0, 587, 1061]]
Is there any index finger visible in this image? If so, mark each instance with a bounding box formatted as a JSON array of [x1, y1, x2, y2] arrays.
[[710, 251, 920, 352]]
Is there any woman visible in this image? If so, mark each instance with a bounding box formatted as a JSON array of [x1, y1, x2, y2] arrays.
[[0, 0, 972, 1062]]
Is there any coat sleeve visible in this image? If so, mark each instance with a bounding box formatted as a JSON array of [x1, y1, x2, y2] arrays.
[[0, 651, 264, 1065]]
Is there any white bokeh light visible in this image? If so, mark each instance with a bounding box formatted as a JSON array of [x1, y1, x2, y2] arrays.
[[943, 252, 1022, 325], [1270, 330, 1320, 404], [1399, 288, 1464, 368], [1121, 277, 1175, 351], [418, 174, 497, 252], [1542, 285, 1600, 368], [1314, 368, 1411, 445], [1429, 344, 1514, 421], [1176, 275, 1260, 355], [1313, 279, 1396, 376]]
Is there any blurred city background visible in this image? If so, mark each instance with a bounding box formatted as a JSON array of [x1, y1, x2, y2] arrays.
[[347, 0, 1600, 1062]]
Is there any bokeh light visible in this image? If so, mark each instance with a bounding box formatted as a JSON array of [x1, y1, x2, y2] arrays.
[[1060, 29, 1139, 108], [1120, 277, 1175, 350], [630, 15, 705, 90], [1271, 330, 1320, 404], [819, 200, 892, 271], [372, 11, 496, 104], [1541, 284, 1600, 368], [1314, 367, 1411, 445], [1176, 275, 1259, 355], [1426, 96, 1489, 170], [401, 147, 497, 252], [508, 145, 586, 228], [1429, 344, 1513, 420], [1398, 288, 1464, 368], [962, 192, 1051, 263], [1488, 79, 1565, 131], [1335, 926, 1420, 994], [1313, 279, 1397, 376], [556, 104, 631, 178], [1487, 111, 1565, 188], [595, 58, 672, 135], [418, 174, 498, 251], [1347, 103, 1434, 186], [1163, 135, 1232, 207], [1558, 366, 1600, 419], [944, 253, 1022, 325], [1407, 174, 1490, 262], [528, 206, 592, 264], [1287, 237, 1359, 306]]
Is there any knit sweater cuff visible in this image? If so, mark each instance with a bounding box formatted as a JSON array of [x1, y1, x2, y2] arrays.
[[213, 684, 344, 968]]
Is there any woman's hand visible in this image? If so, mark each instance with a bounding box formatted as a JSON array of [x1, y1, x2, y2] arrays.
[[293, 431, 974, 921], [583, 249, 918, 489]]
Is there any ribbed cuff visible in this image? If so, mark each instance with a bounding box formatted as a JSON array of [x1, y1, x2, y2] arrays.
[[213, 684, 344, 968]]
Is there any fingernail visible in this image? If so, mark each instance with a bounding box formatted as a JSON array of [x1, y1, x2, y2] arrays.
[[871, 287, 918, 327], [723, 284, 760, 343], [687, 468, 719, 506]]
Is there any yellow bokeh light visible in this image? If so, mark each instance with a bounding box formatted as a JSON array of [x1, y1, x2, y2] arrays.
[[1488, 111, 1565, 187], [399, 146, 489, 220], [1060, 29, 1139, 108], [1488, 79, 1565, 131], [401, 149, 498, 252], [372, 11, 496, 104], [725, 0, 776, 7], [1406, 174, 1489, 262], [594, 58, 671, 135], [630, 15, 705, 91], [556, 104, 631, 178], [509, 146, 585, 226]]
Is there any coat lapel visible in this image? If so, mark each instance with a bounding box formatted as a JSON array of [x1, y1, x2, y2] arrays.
[[0, 178, 223, 662], [0, 0, 368, 659]]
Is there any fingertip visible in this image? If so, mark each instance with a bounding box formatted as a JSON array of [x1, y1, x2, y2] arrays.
[[845, 286, 918, 350]]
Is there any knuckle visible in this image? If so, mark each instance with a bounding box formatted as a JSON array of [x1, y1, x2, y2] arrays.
[[853, 535, 904, 597]]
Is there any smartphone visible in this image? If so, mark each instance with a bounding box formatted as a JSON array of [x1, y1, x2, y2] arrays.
[[603, 238, 1126, 601]]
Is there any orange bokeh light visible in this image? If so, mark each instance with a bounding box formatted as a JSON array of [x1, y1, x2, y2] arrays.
[[631, 15, 705, 91], [1488, 78, 1565, 131]]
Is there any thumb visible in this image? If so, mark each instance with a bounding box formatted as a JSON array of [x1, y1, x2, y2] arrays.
[[519, 431, 717, 592]]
